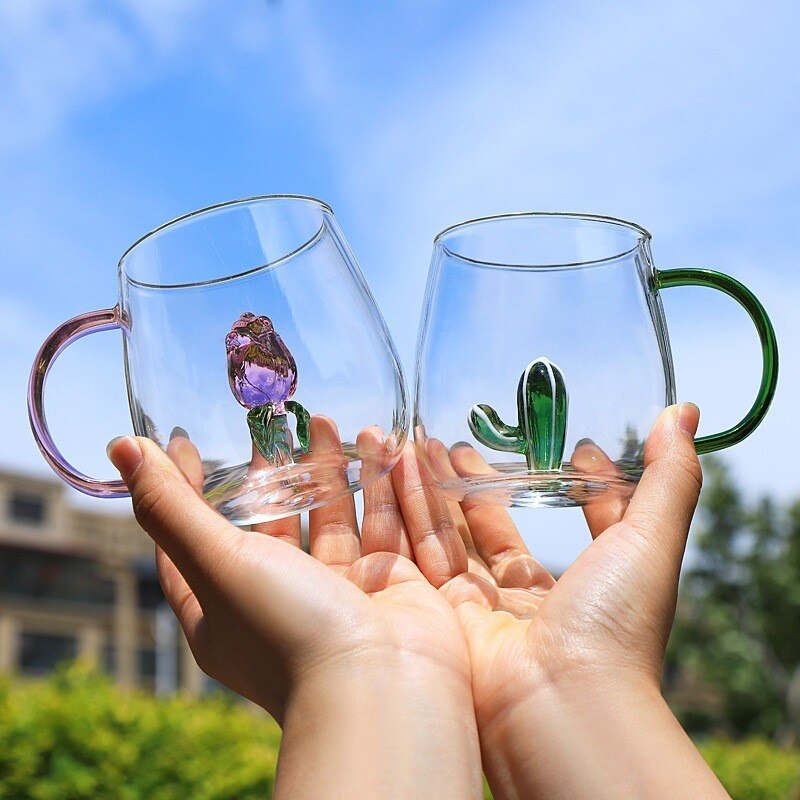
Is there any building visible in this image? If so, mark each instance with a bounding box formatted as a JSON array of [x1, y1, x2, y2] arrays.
[[0, 467, 204, 694]]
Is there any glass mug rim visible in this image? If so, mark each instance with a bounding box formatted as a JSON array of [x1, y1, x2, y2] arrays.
[[119, 194, 334, 290], [434, 211, 653, 271]]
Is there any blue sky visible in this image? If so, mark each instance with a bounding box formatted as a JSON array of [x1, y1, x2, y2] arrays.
[[2, 0, 798, 568]]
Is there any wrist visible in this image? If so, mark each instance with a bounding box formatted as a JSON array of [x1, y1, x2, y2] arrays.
[[276, 658, 482, 799], [480, 672, 727, 800]]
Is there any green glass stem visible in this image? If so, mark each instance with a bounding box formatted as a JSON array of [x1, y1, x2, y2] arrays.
[[247, 400, 311, 464], [247, 405, 290, 465], [655, 268, 778, 454], [284, 400, 310, 452], [468, 356, 569, 471]]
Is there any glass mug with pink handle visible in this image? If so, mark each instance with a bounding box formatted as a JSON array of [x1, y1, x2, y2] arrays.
[[29, 196, 407, 524]]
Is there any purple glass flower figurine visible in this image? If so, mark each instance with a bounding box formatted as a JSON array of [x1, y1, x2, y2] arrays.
[[226, 313, 310, 463], [226, 312, 297, 412]]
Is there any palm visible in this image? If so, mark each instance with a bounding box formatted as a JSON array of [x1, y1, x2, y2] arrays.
[[287, 546, 473, 681], [430, 428, 696, 732], [450, 547, 641, 725], [159, 420, 474, 718], [356, 558, 471, 666]]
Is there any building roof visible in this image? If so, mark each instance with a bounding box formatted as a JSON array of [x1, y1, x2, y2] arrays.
[[0, 467, 150, 563]]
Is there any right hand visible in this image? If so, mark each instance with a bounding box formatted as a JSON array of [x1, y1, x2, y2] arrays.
[[424, 403, 731, 799]]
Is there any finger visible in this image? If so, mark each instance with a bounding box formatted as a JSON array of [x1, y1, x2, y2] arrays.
[[307, 415, 361, 572], [108, 436, 244, 589], [571, 438, 629, 538], [252, 514, 303, 547], [166, 428, 205, 493], [358, 427, 413, 559], [424, 438, 493, 581], [345, 551, 425, 595], [252, 515, 303, 547], [391, 442, 468, 587], [439, 572, 498, 611], [155, 545, 204, 641], [241, 444, 302, 547], [165, 434, 232, 604], [620, 403, 702, 574], [441, 575, 537, 645], [109, 436, 356, 654], [450, 443, 554, 591]]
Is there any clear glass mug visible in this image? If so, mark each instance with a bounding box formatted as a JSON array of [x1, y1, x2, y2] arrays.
[[414, 212, 778, 509], [29, 196, 407, 524]]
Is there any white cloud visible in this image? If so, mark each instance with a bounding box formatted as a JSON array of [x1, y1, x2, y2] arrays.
[[348, 1, 800, 208], [273, 0, 800, 564], [315, 0, 800, 303], [0, 0, 134, 150], [119, 0, 212, 51], [0, 0, 276, 154], [0, 0, 282, 505]]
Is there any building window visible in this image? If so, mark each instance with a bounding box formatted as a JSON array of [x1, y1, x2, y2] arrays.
[[0, 545, 115, 606], [138, 573, 166, 610], [102, 644, 116, 674], [139, 648, 157, 688], [19, 632, 77, 676], [8, 491, 47, 525]]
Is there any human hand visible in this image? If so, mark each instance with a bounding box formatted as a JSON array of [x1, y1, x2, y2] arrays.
[[107, 417, 482, 799], [422, 403, 730, 799]]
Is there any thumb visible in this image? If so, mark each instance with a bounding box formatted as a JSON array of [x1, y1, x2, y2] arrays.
[[620, 402, 702, 576], [107, 435, 241, 590], [107, 435, 355, 650]]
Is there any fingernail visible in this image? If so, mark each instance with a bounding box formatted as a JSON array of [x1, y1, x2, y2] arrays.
[[575, 437, 596, 448], [106, 436, 143, 477], [676, 402, 700, 438], [170, 426, 189, 441], [452, 441, 473, 449]]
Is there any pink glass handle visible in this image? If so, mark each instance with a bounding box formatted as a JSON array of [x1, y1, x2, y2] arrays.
[[28, 306, 130, 498]]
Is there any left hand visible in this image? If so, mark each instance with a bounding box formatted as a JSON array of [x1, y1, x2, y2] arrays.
[[108, 417, 483, 800]]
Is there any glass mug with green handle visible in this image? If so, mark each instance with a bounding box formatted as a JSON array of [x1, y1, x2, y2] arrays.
[[29, 196, 408, 524], [414, 212, 778, 508]]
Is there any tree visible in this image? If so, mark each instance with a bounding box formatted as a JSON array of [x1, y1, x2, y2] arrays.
[[667, 457, 800, 743]]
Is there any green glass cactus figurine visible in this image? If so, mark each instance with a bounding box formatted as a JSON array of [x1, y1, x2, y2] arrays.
[[468, 357, 568, 471]]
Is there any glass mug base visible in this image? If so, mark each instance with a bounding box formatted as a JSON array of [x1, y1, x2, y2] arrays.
[[202, 445, 384, 525], [437, 463, 640, 509]]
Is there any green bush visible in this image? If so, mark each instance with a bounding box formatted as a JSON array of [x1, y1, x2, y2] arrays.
[[698, 739, 800, 800], [480, 739, 800, 799], [3, 666, 800, 799], [0, 664, 280, 799]]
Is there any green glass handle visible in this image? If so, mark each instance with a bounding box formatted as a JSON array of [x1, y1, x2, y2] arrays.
[[655, 268, 778, 454]]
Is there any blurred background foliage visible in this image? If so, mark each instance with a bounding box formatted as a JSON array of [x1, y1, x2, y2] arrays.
[[0, 666, 798, 800], [668, 457, 800, 746], [0, 665, 279, 799], [4, 456, 800, 800]]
